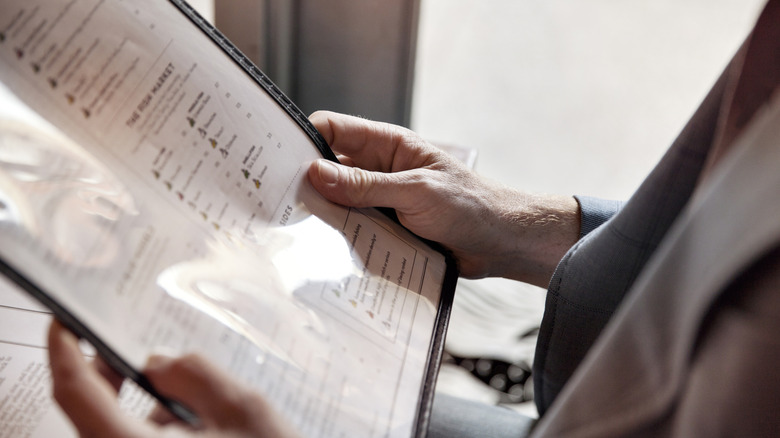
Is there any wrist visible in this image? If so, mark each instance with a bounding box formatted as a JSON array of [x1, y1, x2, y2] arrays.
[[486, 189, 580, 288]]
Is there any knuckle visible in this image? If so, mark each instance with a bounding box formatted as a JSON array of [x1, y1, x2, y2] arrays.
[[346, 168, 377, 205]]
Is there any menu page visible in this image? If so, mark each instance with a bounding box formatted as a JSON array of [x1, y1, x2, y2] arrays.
[[0, 276, 156, 438], [0, 1, 450, 437]]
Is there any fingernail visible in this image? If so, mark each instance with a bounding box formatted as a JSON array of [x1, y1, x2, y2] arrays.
[[318, 160, 340, 184]]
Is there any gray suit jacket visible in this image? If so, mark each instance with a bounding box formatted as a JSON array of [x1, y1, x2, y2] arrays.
[[531, 2, 780, 435]]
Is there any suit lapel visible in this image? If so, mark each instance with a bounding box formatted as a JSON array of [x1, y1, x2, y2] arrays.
[[534, 88, 780, 437]]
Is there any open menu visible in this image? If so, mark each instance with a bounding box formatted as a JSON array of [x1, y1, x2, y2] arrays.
[[0, 1, 456, 437]]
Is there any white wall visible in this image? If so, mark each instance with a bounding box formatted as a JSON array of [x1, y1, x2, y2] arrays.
[[412, 1, 766, 199]]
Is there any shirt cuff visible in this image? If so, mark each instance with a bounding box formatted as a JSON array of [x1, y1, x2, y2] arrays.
[[574, 195, 624, 238]]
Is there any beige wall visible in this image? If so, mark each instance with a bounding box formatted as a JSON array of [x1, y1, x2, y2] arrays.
[[187, 0, 214, 22]]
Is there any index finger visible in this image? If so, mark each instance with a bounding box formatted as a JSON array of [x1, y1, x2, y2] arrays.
[[309, 111, 408, 172]]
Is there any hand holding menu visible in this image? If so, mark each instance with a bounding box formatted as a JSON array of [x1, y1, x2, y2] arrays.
[[0, 1, 456, 437]]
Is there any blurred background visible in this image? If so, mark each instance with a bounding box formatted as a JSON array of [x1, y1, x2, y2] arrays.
[[190, 0, 765, 415], [190, 0, 764, 199]]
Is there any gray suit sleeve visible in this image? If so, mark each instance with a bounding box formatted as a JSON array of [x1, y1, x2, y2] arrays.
[[573, 195, 624, 238], [532, 56, 732, 416]]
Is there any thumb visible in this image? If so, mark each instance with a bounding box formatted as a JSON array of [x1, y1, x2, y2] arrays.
[[308, 159, 410, 209]]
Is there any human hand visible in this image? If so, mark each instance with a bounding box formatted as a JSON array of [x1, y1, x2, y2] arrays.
[[307, 111, 579, 286], [47, 320, 300, 438]]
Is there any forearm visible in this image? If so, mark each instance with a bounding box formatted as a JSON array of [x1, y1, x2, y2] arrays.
[[306, 111, 583, 288], [480, 187, 580, 288]]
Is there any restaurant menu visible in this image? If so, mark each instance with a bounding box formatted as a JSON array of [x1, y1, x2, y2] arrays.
[[0, 1, 454, 437]]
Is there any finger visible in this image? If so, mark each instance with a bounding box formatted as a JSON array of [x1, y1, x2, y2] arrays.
[[147, 403, 180, 426], [144, 354, 265, 428], [145, 354, 301, 437], [309, 110, 339, 147], [307, 159, 426, 210], [310, 110, 369, 152], [92, 355, 125, 395], [47, 321, 137, 436], [309, 111, 405, 171], [334, 153, 355, 167]]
